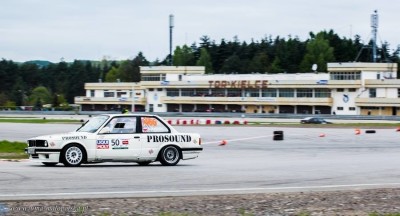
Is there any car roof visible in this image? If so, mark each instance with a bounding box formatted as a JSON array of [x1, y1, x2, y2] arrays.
[[98, 114, 159, 118]]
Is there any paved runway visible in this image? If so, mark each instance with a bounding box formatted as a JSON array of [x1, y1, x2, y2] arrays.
[[1, 123, 400, 200]]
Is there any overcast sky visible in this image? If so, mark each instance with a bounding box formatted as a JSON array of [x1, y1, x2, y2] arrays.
[[1, 0, 399, 63]]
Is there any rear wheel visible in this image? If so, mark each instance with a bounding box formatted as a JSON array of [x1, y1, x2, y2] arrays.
[[62, 144, 85, 167], [42, 162, 57, 166], [159, 146, 181, 166]]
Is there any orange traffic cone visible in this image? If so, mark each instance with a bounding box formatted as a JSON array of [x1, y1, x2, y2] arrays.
[[219, 140, 227, 146], [355, 129, 361, 135], [319, 133, 326, 137]]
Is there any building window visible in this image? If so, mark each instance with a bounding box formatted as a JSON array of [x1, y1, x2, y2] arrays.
[[116, 92, 127, 98], [227, 89, 242, 97], [166, 89, 179, 97], [337, 88, 344, 92], [157, 104, 163, 107], [157, 88, 163, 91], [348, 88, 356, 92], [104, 91, 115, 97], [314, 89, 331, 98], [296, 89, 313, 98], [194, 89, 209, 96], [141, 74, 166, 81], [262, 89, 277, 97], [369, 88, 376, 98], [337, 107, 344, 111], [211, 89, 225, 97], [90, 90, 95, 97], [349, 107, 356, 111], [361, 106, 379, 110], [181, 88, 195, 96], [279, 89, 294, 97], [246, 89, 259, 97], [330, 71, 361, 80]]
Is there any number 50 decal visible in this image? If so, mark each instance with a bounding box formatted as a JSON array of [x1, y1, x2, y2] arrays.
[[111, 139, 120, 146]]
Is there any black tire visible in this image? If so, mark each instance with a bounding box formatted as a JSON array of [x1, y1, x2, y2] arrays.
[[159, 145, 181, 166], [62, 144, 85, 167], [42, 162, 57, 166], [137, 161, 151, 166]]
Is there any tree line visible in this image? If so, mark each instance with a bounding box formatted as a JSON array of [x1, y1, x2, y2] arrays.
[[0, 29, 399, 109]]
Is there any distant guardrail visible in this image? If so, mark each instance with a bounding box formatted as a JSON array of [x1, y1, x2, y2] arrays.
[[1, 110, 400, 121]]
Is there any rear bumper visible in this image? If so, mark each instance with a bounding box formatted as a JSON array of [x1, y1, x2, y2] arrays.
[[181, 147, 203, 160]]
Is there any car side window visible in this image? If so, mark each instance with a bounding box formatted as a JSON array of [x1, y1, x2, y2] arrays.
[[103, 117, 137, 134], [141, 117, 169, 133]]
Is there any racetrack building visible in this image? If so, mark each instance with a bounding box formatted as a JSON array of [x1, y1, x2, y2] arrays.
[[74, 62, 400, 116]]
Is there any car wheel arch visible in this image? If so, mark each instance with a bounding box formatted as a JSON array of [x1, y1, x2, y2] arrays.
[[156, 144, 182, 161], [59, 142, 88, 164]]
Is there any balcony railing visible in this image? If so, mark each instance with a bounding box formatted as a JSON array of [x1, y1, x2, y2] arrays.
[[74, 96, 146, 105], [355, 97, 400, 106], [161, 96, 332, 105]]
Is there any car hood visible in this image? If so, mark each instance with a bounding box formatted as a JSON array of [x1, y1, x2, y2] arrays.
[[28, 131, 93, 141]]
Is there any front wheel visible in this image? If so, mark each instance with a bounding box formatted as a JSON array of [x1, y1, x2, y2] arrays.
[[62, 144, 85, 167], [159, 146, 181, 166]]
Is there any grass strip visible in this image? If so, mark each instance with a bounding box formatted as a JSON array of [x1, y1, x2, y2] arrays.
[[0, 140, 28, 159]]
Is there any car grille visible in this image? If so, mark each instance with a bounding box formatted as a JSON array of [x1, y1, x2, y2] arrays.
[[28, 140, 48, 147]]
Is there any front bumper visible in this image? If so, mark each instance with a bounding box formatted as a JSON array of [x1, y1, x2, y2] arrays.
[[25, 148, 61, 163]]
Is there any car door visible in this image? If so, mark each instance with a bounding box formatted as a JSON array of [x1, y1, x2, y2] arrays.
[[95, 116, 141, 160], [137, 116, 171, 160]]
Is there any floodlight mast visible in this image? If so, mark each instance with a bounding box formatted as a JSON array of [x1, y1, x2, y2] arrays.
[[169, 14, 174, 66], [371, 10, 378, 62]]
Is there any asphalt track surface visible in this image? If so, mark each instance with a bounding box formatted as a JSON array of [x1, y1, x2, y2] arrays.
[[0, 123, 400, 201]]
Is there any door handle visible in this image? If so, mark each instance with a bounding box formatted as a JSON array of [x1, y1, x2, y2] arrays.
[[134, 136, 140, 139]]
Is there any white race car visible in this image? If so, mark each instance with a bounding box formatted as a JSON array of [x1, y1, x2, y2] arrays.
[[26, 114, 202, 167]]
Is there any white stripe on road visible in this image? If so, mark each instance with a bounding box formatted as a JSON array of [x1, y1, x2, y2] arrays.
[[2, 182, 400, 198]]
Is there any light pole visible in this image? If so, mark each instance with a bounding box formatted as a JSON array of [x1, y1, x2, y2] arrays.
[[18, 90, 26, 107], [169, 14, 174, 66]]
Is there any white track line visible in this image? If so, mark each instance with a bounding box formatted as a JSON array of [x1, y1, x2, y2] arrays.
[[1, 182, 400, 198], [202, 135, 273, 145]]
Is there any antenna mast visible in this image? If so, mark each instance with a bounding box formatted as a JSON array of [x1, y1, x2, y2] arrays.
[[371, 10, 378, 62]]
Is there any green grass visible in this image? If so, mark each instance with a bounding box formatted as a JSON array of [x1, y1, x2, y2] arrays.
[[0, 119, 80, 123], [369, 213, 400, 216], [0, 140, 29, 159]]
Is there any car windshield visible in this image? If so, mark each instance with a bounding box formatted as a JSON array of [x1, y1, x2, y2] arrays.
[[76, 115, 110, 133]]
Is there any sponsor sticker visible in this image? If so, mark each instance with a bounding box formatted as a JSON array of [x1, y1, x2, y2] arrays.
[[62, 136, 87, 140], [96, 140, 109, 145], [97, 144, 109, 149], [111, 139, 128, 150], [147, 135, 192, 143], [96, 140, 110, 149], [142, 117, 158, 127], [121, 139, 129, 145]]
